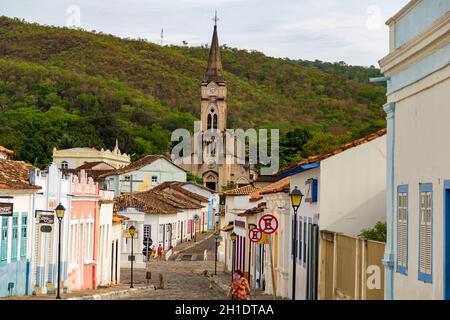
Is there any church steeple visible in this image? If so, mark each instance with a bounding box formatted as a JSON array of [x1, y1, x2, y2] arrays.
[[204, 11, 225, 84]]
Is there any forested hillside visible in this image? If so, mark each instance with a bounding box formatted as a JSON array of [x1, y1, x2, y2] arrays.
[[0, 16, 386, 168]]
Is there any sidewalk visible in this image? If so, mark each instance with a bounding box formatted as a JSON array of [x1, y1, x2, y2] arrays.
[[172, 231, 214, 255], [1, 283, 154, 300]]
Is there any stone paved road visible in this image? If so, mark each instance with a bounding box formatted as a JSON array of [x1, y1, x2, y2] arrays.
[[118, 235, 272, 300]]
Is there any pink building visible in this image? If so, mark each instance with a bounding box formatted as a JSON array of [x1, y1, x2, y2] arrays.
[[67, 170, 99, 291]]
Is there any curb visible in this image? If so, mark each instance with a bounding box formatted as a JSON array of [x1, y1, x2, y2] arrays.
[[173, 232, 215, 255], [66, 285, 155, 300]]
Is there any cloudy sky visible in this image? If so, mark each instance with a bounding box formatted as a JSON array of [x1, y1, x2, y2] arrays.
[[1, 0, 410, 66]]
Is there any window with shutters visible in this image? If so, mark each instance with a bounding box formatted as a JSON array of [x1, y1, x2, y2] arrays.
[[418, 183, 432, 283], [303, 220, 307, 266], [1, 217, 8, 264], [396, 185, 408, 275], [20, 213, 28, 260], [11, 213, 18, 262]]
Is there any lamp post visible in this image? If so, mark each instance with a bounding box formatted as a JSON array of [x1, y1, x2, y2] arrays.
[[129, 225, 136, 288], [290, 186, 304, 301], [230, 232, 237, 282], [55, 203, 66, 300]]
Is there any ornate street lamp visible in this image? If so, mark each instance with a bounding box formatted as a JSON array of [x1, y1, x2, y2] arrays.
[[129, 225, 136, 288], [55, 203, 66, 300], [290, 186, 304, 300]]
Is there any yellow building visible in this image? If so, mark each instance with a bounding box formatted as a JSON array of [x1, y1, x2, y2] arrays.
[[52, 141, 131, 169]]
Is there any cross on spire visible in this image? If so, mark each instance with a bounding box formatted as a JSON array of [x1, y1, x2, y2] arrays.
[[212, 11, 219, 27]]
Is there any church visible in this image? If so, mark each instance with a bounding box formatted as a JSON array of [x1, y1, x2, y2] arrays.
[[180, 18, 251, 192]]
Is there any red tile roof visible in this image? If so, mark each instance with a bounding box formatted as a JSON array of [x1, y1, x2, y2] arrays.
[[238, 202, 267, 217], [223, 185, 261, 196], [0, 160, 41, 190], [251, 177, 291, 201], [278, 128, 387, 175], [152, 181, 209, 202]]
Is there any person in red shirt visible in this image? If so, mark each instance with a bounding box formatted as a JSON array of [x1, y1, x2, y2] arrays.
[[227, 270, 251, 300], [157, 244, 164, 261]]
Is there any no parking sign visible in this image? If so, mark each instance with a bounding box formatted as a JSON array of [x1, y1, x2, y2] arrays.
[[258, 214, 278, 234], [248, 227, 262, 243]]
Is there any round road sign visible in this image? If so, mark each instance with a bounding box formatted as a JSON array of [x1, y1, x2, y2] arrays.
[[248, 228, 263, 243], [258, 214, 279, 234]]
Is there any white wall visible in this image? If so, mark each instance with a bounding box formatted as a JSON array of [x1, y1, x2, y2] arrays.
[[290, 167, 320, 300], [320, 135, 387, 236], [393, 75, 450, 299]]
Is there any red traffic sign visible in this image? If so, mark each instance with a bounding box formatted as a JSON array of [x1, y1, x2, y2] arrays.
[[248, 228, 263, 243], [258, 214, 279, 234]]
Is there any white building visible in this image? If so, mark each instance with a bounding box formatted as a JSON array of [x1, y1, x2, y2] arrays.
[[114, 189, 204, 269], [96, 189, 115, 287], [278, 129, 387, 300], [31, 163, 72, 296], [379, 0, 450, 300], [0, 159, 40, 297], [101, 155, 187, 197]]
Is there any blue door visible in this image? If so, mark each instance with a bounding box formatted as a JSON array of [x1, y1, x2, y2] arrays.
[[444, 181, 450, 299]]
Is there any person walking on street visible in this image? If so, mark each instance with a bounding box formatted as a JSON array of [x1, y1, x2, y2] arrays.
[[151, 245, 156, 260], [227, 270, 251, 300], [157, 244, 164, 261]]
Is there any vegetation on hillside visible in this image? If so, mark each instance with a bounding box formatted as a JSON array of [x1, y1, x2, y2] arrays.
[[0, 16, 386, 168]]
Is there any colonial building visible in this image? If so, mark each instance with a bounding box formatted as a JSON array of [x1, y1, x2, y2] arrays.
[[114, 189, 204, 268], [31, 163, 72, 296], [278, 128, 387, 300], [178, 20, 251, 192], [52, 141, 130, 170], [379, 0, 450, 300], [67, 170, 100, 291], [0, 159, 40, 297], [100, 155, 187, 197]]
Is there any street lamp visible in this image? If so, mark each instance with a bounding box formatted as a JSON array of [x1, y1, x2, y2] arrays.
[[290, 186, 304, 300], [55, 203, 66, 300], [129, 225, 136, 288], [230, 232, 237, 282]]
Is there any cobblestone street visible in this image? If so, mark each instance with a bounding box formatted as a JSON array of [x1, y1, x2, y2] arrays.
[[118, 233, 272, 300]]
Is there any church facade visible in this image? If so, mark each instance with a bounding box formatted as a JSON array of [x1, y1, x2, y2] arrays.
[[180, 22, 251, 192]]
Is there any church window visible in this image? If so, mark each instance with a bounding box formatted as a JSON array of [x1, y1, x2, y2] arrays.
[[61, 161, 68, 170], [213, 114, 218, 129], [207, 114, 212, 130]]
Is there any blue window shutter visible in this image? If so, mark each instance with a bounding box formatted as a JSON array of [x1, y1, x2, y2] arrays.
[[11, 213, 18, 262], [396, 185, 408, 275], [1, 217, 9, 264], [418, 183, 433, 283], [20, 213, 28, 260], [312, 179, 318, 202]]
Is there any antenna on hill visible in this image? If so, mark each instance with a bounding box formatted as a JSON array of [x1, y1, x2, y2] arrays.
[[160, 28, 164, 46]]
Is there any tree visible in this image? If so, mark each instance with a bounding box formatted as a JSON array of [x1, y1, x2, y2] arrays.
[[187, 172, 204, 185], [359, 221, 386, 242]]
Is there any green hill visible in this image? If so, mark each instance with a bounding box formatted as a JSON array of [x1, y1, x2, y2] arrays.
[[0, 16, 386, 168]]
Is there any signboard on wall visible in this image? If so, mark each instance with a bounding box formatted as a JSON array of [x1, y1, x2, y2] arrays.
[[0, 203, 13, 217], [39, 214, 55, 225]]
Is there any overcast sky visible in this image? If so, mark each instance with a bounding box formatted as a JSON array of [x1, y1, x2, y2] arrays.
[[1, 0, 410, 66]]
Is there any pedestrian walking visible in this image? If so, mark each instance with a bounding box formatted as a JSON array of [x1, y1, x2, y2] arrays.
[[151, 245, 156, 260], [203, 249, 208, 261], [157, 244, 164, 261], [227, 270, 251, 300]]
